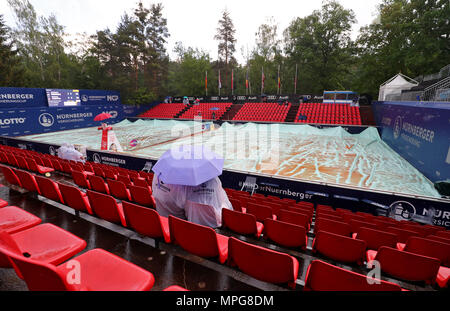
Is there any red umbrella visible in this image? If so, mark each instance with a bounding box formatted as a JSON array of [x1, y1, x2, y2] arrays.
[[94, 113, 112, 122]]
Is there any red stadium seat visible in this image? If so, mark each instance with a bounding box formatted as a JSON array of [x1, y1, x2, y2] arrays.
[[303, 260, 402, 291], [227, 237, 299, 288], [312, 231, 366, 264], [355, 227, 398, 251], [314, 218, 352, 237], [122, 201, 170, 243], [1, 245, 155, 291], [0, 165, 22, 187], [0, 223, 86, 268], [221, 208, 263, 238], [370, 246, 441, 284], [58, 183, 93, 215], [107, 179, 132, 201], [71, 170, 91, 189], [86, 190, 127, 227], [384, 227, 421, 244], [245, 202, 275, 222], [35, 175, 64, 203], [14, 169, 40, 194], [263, 219, 307, 249], [0, 206, 42, 234], [87, 174, 109, 194], [277, 209, 310, 230], [435, 230, 450, 240], [128, 185, 155, 208], [25, 158, 54, 175], [0, 199, 8, 208], [400, 236, 450, 267], [168, 216, 228, 264]]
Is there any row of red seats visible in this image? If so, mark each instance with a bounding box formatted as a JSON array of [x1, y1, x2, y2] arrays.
[[294, 103, 362, 125], [178, 102, 232, 120], [138, 103, 186, 118], [0, 196, 186, 291], [223, 188, 449, 289], [232, 103, 291, 123]]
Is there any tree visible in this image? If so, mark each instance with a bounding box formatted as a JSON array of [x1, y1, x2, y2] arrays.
[[354, 0, 450, 97], [0, 14, 24, 86], [214, 9, 236, 94], [284, 0, 356, 94]]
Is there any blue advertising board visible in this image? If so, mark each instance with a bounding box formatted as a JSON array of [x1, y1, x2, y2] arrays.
[[79, 89, 121, 106], [0, 87, 47, 108], [0, 103, 126, 137], [373, 101, 450, 184]]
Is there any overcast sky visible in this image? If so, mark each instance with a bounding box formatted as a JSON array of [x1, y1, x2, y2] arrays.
[[0, 0, 382, 63]]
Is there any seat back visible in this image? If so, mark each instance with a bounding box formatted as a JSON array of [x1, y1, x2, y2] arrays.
[[122, 201, 166, 240], [348, 219, 379, 235], [87, 174, 109, 194], [185, 201, 221, 228], [24, 158, 39, 172], [314, 218, 352, 237], [374, 246, 441, 283], [277, 209, 309, 229], [229, 198, 243, 212], [93, 166, 105, 178], [6, 154, 19, 166], [384, 227, 421, 243], [227, 237, 299, 288], [14, 170, 40, 194], [107, 179, 130, 200], [117, 174, 133, 187], [86, 190, 123, 225], [15, 155, 29, 170], [132, 178, 148, 188], [356, 227, 398, 250], [404, 236, 450, 267], [435, 230, 450, 240], [303, 260, 402, 291], [0, 232, 67, 291], [263, 219, 307, 249], [58, 183, 92, 214], [0, 165, 22, 187], [313, 231, 366, 264], [128, 185, 155, 208], [222, 208, 258, 235], [35, 175, 64, 203], [246, 202, 273, 222], [51, 159, 63, 172], [0, 229, 23, 267], [168, 216, 219, 258], [72, 171, 91, 189]]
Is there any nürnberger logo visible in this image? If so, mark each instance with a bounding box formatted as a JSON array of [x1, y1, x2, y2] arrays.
[[393, 116, 402, 139], [390, 200, 416, 220], [0, 117, 26, 125], [93, 153, 101, 163], [38, 113, 54, 127], [81, 95, 88, 102]]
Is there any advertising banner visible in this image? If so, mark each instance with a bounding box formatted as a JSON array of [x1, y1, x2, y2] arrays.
[[373, 101, 450, 183], [0, 87, 47, 108], [0, 103, 125, 137], [79, 89, 121, 105]]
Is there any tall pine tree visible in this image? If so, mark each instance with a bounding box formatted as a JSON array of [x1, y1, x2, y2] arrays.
[[0, 14, 24, 86]]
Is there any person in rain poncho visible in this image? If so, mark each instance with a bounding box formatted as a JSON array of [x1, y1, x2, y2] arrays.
[[57, 143, 85, 162], [152, 175, 232, 228]]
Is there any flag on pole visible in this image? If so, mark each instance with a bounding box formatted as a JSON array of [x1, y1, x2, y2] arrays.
[[294, 64, 298, 95], [277, 65, 281, 94], [205, 71, 208, 95], [245, 68, 249, 94], [261, 67, 265, 94], [218, 69, 221, 96], [231, 69, 234, 95]]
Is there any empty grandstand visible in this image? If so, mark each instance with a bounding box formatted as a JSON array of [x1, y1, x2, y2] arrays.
[[231, 102, 291, 122], [138, 103, 187, 119], [294, 103, 362, 125], [178, 102, 232, 120]]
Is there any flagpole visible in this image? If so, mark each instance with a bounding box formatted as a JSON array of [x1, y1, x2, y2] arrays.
[[261, 67, 264, 95], [218, 69, 221, 96], [205, 71, 208, 96], [294, 63, 298, 95], [277, 65, 280, 95], [231, 69, 234, 96]]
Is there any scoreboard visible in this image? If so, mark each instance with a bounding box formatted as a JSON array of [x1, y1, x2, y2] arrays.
[[46, 89, 81, 107]]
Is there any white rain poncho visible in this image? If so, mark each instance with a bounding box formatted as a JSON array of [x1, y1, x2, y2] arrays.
[[152, 176, 232, 228], [57, 143, 84, 162]]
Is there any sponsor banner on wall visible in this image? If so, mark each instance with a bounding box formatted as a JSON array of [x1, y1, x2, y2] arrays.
[[0, 87, 47, 108], [1, 135, 449, 228], [0, 104, 125, 137], [373, 101, 450, 183], [79, 89, 121, 105]]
